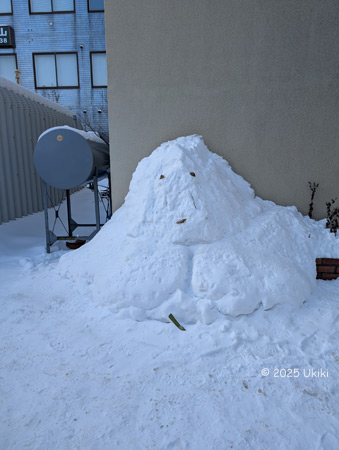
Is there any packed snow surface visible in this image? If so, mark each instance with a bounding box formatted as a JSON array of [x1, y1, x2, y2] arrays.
[[1, 168, 339, 449], [58, 135, 339, 320]]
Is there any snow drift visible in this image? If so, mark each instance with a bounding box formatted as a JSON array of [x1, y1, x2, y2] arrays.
[[58, 135, 339, 321]]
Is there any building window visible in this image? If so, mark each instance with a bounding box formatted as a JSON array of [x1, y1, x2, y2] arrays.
[[90, 52, 107, 87], [30, 0, 75, 14], [88, 0, 104, 12], [0, 54, 17, 82], [0, 0, 12, 14], [33, 53, 79, 88]]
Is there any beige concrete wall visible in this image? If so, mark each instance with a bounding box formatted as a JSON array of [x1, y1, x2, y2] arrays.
[[105, 0, 339, 219]]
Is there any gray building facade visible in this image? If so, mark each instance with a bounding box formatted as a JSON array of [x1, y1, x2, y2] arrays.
[[0, 0, 107, 140], [105, 0, 339, 219]]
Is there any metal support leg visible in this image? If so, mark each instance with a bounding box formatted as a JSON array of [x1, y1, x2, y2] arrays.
[[42, 170, 109, 252], [66, 189, 73, 237], [42, 180, 51, 253], [108, 171, 112, 218], [93, 173, 100, 232]]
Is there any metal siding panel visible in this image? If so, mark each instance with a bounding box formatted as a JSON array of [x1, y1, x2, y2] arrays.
[[9, 95, 27, 218], [0, 78, 84, 224], [30, 102, 44, 211], [22, 95, 40, 215], [0, 92, 10, 223], [13, 103, 29, 217], [28, 106, 41, 213], [17, 98, 34, 215], [0, 91, 17, 221]]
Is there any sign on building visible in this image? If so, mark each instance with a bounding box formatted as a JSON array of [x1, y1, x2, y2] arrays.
[[0, 26, 15, 48]]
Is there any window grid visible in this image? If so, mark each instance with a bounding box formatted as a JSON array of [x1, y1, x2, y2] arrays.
[[33, 52, 79, 89], [0, 0, 13, 15], [0, 53, 17, 83], [90, 51, 107, 88], [29, 0, 75, 14], [88, 0, 104, 13]]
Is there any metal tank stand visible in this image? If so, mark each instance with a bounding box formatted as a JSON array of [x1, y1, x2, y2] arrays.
[[42, 169, 111, 253]]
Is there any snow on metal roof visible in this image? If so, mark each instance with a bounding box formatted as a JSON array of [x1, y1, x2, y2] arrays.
[[0, 77, 74, 115]]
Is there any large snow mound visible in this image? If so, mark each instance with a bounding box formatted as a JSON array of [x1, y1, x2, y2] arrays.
[[123, 135, 261, 244], [58, 135, 339, 321]]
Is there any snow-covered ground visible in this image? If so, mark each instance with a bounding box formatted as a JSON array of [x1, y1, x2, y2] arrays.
[[1, 137, 339, 450]]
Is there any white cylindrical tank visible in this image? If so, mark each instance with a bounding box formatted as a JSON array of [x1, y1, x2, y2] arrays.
[[34, 126, 110, 189]]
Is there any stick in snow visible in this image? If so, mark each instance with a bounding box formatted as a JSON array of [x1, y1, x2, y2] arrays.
[[168, 314, 186, 331]]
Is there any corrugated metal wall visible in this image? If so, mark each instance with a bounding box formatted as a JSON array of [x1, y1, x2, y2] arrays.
[[0, 77, 81, 224]]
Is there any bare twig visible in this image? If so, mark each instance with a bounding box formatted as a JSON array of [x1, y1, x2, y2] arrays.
[[308, 182, 319, 219]]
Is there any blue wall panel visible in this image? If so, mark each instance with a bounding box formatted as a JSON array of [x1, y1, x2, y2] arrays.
[[0, 0, 108, 140]]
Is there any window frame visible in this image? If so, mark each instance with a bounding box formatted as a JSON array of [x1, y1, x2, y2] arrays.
[[29, 0, 75, 15], [33, 52, 80, 89], [87, 0, 104, 13], [0, 53, 18, 82], [0, 0, 13, 15], [90, 51, 107, 88]]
